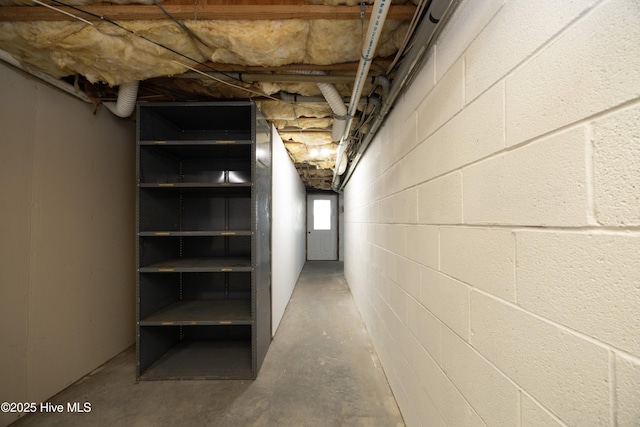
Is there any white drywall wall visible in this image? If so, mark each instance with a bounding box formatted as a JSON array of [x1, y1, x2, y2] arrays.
[[343, 0, 640, 425], [271, 126, 306, 335], [0, 62, 135, 427]]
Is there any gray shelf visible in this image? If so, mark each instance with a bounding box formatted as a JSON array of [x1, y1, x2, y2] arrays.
[[136, 101, 271, 381], [140, 300, 252, 325], [139, 340, 253, 380], [138, 231, 252, 237], [139, 257, 252, 272], [139, 140, 253, 145], [138, 183, 252, 189]]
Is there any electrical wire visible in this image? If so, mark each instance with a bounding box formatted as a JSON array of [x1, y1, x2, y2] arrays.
[[386, 0, 430, 74], [32, 0, 93, 25]]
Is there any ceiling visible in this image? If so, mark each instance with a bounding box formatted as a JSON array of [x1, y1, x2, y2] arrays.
[[0, 0, 452, 191]]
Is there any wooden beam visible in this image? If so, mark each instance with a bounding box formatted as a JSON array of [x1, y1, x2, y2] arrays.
[[192, 59, 392, 74], [0, 4, 416, 22]]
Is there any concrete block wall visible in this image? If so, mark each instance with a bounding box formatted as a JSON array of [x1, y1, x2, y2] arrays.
[[343, 0, 640, 425]]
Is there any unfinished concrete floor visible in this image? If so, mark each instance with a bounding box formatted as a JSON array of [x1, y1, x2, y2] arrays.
[[11, 261, 404, 427]]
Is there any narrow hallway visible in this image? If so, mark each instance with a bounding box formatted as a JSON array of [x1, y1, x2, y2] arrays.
[[11, 262, 403, 427]]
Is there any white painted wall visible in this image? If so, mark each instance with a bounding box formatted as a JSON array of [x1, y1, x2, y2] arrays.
[[0, 63, 135, 427], [338, 192, 344, 261], [344, 0, 640, 425], [271, 127, 306, 335]]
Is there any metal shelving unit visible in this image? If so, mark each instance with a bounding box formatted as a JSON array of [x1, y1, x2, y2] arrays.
[[136, 101, 271, 380]]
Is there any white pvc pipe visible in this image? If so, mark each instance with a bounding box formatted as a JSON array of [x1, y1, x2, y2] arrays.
[[334, 0, 393, 175], [104, 81, 139, 118], [333, 0, 455, 190]]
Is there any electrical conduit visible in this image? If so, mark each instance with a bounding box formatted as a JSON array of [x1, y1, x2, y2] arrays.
[[333, 0, 393, 177], [334, 0, 454, 190]]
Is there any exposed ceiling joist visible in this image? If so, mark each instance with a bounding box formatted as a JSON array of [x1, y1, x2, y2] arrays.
[[0, 3, 416, 22], [0, 0, 441, 191], [191, 59, 393, 74]]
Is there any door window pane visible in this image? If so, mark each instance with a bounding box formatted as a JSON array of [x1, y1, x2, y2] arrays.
[[313, 199, 331, 230]]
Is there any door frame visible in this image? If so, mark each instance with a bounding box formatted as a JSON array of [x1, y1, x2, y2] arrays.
[[306, 193, 338, 261]]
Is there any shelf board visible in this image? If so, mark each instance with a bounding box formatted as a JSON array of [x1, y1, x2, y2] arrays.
[[138, 182, 252, 188], [138, 230, 252, 237], [139, 340, 253, 380], [139, 140, 253, 145], [140, 299, 252, 325], [139, 257, 252, 272]]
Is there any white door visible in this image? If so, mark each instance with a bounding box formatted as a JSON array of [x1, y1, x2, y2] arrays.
[[307, 194, 338, 260]]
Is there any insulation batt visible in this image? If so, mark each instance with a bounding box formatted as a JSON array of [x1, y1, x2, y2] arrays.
[[0, 18, 409, 85], [284, 141, 337, 169], [279, 131, 335, 146], [255, 101, 336, 121]]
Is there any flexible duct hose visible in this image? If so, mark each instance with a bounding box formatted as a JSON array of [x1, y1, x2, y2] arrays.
[[288, 70, 349, 143], [104, 81, 139, 118], [316, 82, 348, 142]]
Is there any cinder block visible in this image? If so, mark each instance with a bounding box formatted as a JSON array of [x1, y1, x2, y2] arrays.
[[407, 296, 441, 363], [420, 267, 470, 341], [399, 136, 439, 189], [417, 172, 463, 224], [402, 83, 505, 186], [401, 311, 431, 369], [505, 0, 640, 146], [374, 223, 385, 247], [387, 224, 406, 256], [397, 257, 420, 300], [441, 327, 519, 426], [410, 381, 446, 427], [378, 164, 400, 199], [440, 227, 515, 301], [378, 125, 395, 175], [463, 127, 589, 226], [391, 371, 420, 427], [387, 280, 408, 325], [405, 225, 439, 270], [380, 188, 418, 225], [435, 0, 504, 80], [517, 231, 640, 356], [521, 394, 564, 427], [391, 112, 418, 167], [592, 104, 640, 226], [417, 58, 464, 141], [416, 342, 486, 427], [471, 291, 610, 425], [374, 268, 391, 303], [382, 251, 401, 285], [616, 353, 640, 427], [401, 45, 436, 118], [466, 0, 597, 103], [392, 329, 444, 427]]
